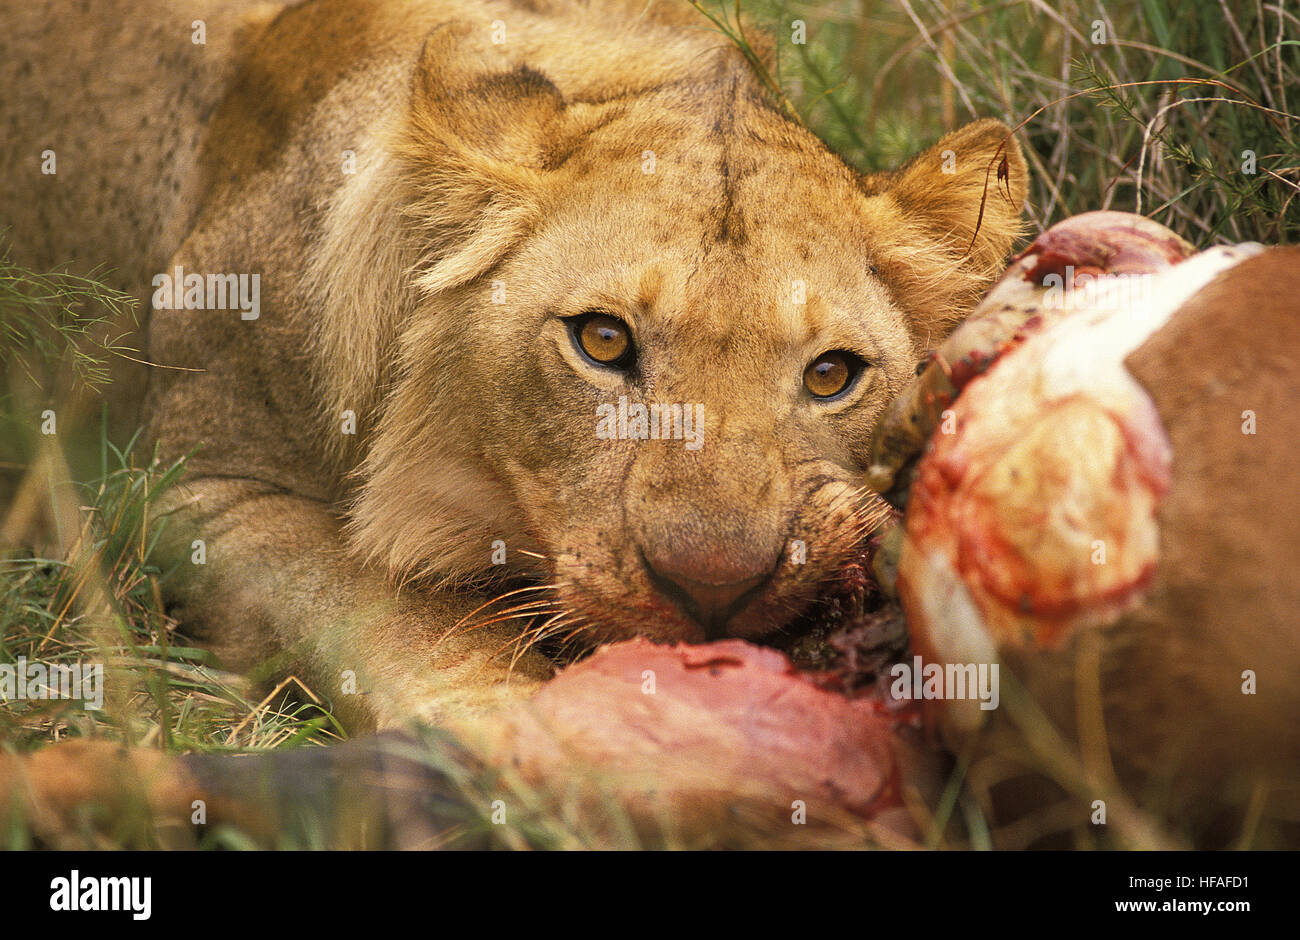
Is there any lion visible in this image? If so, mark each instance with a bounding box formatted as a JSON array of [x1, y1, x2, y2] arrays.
[[0, 0, 1025, 741]]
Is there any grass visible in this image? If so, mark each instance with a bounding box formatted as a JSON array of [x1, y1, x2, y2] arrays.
[[714, 0, 1299, 245], [2, 0, 1296, 849], [0, 432, 349, 849], [0, 238, 140, 393], [0, 245, 343, 847], [0, 439, 340, 757]]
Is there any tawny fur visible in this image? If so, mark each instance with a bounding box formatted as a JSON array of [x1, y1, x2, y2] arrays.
[[0, 0, 1026, 730]]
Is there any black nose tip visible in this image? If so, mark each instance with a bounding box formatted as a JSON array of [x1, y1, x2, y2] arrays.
[[644, 565, 769, 637]]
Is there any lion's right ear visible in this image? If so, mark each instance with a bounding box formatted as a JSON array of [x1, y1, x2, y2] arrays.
[[393, 24, 572, 294], [306, 27, 581, 457]]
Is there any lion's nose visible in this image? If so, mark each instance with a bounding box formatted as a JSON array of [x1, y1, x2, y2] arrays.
[[642, 555, 771, 637]]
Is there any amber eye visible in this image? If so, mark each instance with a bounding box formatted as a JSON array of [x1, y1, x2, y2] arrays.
[[804, 350, 864, 399], [569, 313, 636, 369]]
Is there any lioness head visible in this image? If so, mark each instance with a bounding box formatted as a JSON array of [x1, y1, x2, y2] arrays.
[[329, 15, 1027, 645]]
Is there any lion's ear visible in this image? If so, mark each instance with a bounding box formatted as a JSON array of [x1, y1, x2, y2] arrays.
[[394, 24, 572, 294], [867, 119, 1029, 346], [888, 119, 1028, 273]]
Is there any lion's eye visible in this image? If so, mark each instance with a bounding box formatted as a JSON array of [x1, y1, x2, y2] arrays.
[[804, 350, 864, 400], [569, 313, 636, 369]]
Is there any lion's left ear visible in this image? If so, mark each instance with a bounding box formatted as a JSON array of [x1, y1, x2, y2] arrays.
[[866, 119, 1029, 346]]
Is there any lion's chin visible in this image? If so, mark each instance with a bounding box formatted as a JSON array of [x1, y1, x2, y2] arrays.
[[554, 582, 811, 651]]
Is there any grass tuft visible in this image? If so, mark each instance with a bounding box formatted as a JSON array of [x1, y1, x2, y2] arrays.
[[717, 0, 1298, 244]]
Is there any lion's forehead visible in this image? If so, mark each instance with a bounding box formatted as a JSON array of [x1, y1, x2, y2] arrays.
[[519, 143, 889, 313], [567, 103, 869, 231]]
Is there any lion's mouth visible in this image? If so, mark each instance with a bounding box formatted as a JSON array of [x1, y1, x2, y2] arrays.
[[530, 529, 912, 697], [483, 533, 923, 840], [762, 535, 912, 695]]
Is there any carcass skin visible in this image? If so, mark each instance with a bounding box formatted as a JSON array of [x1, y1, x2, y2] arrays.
[[902, 242, 1260, 665], [0, 637, 923, 849], [456, 638, 922, 846], [880, 213, 1300, 845], [866, 212, 1198, 504]]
